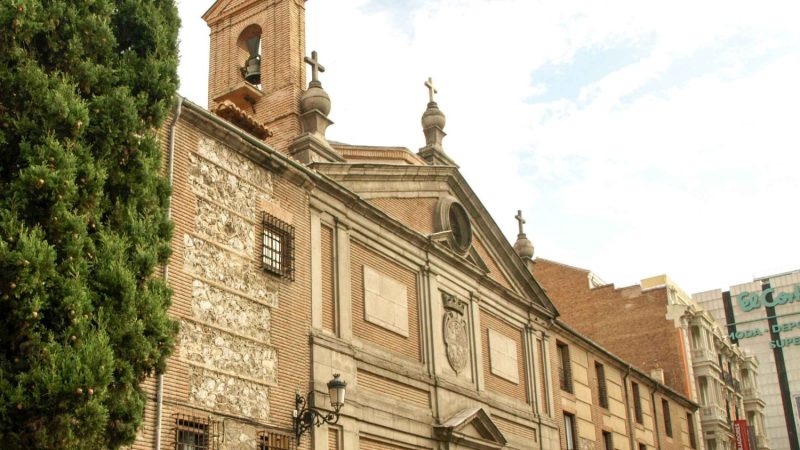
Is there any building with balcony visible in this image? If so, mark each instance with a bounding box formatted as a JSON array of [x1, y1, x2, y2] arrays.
[[694, 270, 800, 450], [530, 264, 770, 450]]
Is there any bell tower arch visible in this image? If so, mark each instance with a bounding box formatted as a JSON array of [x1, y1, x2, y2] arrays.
[[203, 0, 307, 152]]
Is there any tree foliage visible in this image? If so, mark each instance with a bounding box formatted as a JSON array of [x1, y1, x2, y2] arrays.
[[0, 1, 179, 447]]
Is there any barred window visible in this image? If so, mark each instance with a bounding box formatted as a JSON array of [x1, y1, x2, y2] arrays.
[[557, 341, 573, 393], [262, 213, 294, 280], [662, 399, 672, 437], [596, 362, 608, 408], [175, 415, 218, 450], [257, 430, 294, 450], [632, 382, 643, 424]]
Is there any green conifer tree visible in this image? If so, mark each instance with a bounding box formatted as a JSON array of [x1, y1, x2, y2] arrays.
[[0, 1, 179, 448]]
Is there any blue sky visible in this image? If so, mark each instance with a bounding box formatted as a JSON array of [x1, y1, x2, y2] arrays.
[[177, 0, 800, 293]]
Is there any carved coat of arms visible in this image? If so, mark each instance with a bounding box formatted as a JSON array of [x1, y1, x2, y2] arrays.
[[442, 293, 469, 374]]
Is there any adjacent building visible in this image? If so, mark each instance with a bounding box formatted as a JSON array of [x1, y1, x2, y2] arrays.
[[530, 260, 770, 450], [694, 270, 800, 450], [125, 1, 704, 450]]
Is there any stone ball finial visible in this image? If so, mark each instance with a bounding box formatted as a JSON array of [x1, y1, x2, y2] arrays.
[[300, 84, 331, 116], [514, 234, 535, 260], [421, 101, 446, 130]]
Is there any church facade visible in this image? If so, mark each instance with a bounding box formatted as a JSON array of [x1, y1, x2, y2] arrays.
[[130, 1, 700, 449]]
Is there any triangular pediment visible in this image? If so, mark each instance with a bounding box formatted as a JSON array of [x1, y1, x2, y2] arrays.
[[203, 0, 258, 23], [434, 407, 507, 450], [313, 162, 559, 317]]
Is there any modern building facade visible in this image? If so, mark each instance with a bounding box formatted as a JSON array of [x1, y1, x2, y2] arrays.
[[530, 261, 770, 450], [694, 270, 800, 450], [123, 1, 705, 450]]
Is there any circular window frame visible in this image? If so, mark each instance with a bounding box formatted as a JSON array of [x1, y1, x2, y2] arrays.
[[434, 196, 473, 254]]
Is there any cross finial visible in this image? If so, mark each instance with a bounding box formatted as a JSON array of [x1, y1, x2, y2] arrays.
[[425, 77, 437, 103], [515, 210, 526, 235], [304, 50, 325, 85]]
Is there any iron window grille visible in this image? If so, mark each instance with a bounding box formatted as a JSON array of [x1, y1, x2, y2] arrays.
[[174, 414, 219, 450], [262, 213, 295, 280], [662, 399, 672, 437], [257, 429, 294, 450], [632, 382, 643, 424], [596, 362, 608, 408], [557, 341, 573, 393]]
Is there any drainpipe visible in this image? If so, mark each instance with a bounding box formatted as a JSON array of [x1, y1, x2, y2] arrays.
[[155, 94, 184, 450], [623, 365, 635, 450], [651, 382, 661, 450]]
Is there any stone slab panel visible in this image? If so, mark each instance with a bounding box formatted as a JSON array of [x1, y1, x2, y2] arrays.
[[184, 234, 278, 305], [189, 365, 270, 421], [192, 280, 273, 343], [180, 321, 277, 383], [363, 265, 409, 337], [195, 197, 255, 255], [488, 329, 519, 384]]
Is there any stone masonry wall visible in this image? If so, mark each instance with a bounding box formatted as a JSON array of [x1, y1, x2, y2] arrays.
[[181, 136, 279, 429]]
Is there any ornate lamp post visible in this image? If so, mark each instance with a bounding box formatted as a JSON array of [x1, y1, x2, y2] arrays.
[[293, 374, 347, 440]]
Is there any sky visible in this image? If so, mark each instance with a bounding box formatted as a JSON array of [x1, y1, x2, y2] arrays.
[[177, 0, 800, 295]]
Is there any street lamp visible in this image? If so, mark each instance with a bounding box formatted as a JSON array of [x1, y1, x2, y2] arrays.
[[293, 374, 347, 440]]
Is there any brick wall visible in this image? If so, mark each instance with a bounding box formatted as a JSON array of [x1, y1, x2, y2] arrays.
[[480, 311, 528, 402], [532, 259, 692, 398], [366, 197, 438, 235], [205, 0, 306, 155], [132, 105, 313, 449], [350, 241, 421, 362]]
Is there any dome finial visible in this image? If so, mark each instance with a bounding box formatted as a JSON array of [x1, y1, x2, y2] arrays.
[[513, 210, 534, 260]]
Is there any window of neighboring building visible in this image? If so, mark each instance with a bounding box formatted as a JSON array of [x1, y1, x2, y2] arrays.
[[602, 431, 613, 450], [557, 341, 573, 393], [564, 413, 577, 450], [687, 412, 697, 449], [175, 416, 210, 450], [662, 399, 672, 437], [596, 362, 608, 408], [262, 213, 295, 280], [638, 444, 647, 450], [632, 382, 643, 424]]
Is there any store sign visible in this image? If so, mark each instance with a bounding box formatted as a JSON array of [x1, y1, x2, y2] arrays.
[[734, 420, 751, 450], [736, 285, 800, 312]]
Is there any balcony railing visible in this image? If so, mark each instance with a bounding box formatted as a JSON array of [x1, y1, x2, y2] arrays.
[[700, 405, 727, 425], [692, 348, 717, 366], [742, 386, 760, 399]]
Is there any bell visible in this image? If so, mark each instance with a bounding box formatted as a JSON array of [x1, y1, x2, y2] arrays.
[[242, 36, 261, 85]]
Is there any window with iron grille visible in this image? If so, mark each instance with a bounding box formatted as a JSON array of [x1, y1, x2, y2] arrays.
[[174, 414, 218, 450], [602, 431, 613, 450], [257, 430, 294, 450], [596, 362, 608, 408], [662, 399, 672, 437], [262, 213, 294, 280], [632, 382, 643, 424], [557, 341, 573, 393]]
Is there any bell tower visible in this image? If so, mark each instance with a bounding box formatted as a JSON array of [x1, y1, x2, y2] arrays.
[[203, 0, 307, 153]]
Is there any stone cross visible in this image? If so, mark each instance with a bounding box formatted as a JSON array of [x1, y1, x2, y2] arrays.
[[515, 210, 526, 235], [304, 50, 325, 83], [425, 77, 437, 103]]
